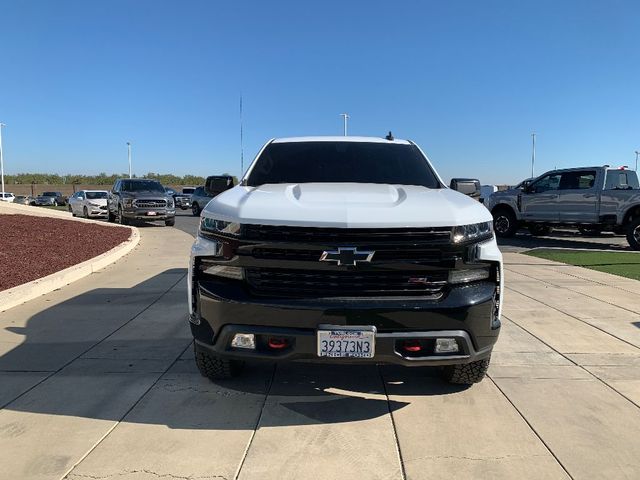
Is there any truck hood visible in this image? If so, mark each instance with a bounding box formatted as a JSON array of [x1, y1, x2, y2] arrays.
[[203, 183, 492, 228]]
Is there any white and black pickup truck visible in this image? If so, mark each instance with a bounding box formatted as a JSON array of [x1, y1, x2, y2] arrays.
[[188, 136, 503, 385], [485, 166, 640, 249]]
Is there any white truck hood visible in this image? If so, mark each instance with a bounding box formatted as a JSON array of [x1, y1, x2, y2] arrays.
[[202, 183, 491, 228]]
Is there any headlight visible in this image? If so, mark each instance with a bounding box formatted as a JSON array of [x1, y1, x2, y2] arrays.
[[122, 198, 134, 208], [452, 221, 493, 244], [167, 198, 175, 208], [199, 217, 241, 237]]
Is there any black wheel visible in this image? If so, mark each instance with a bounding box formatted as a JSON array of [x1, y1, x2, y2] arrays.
[[53, 200, 58, 206], [626, 218, 640, 251], [107, 208, 115, 222], [68, 204, 72, 213], [165, 217, 175, 227], [578, 227, 603, 236], [117, 206, 128, 225], [83, 206, 89, 219], [194, 343, 244, 380], [442, 357, 491, 385], [528, 224, 552, 236], [492, 208, 518, 237], [192, 203, 200, 216]]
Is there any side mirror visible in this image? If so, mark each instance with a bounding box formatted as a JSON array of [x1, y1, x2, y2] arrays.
[[450, 178, 481, 199], [204, 176, 236, 196]]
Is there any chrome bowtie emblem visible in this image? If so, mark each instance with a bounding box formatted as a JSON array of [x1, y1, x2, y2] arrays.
[[319, 247, 375, 266]]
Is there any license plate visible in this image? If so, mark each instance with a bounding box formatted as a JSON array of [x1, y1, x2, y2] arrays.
[[317, 327, 375, 358], [147, 211, 157, 216]]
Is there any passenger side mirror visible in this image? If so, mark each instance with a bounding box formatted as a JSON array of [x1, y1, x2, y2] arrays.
[[450, 178, 481, 200]]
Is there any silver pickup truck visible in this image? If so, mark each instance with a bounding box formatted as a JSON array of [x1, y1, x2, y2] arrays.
[[485, 166, 640, 249]]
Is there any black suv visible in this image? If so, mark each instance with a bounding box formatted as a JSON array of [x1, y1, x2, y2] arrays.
[[108, 178, 175, 226]]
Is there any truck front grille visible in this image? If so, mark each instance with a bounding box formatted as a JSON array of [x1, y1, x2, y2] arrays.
[[245, 268, 448, 298], [133, 199, 167, 208]]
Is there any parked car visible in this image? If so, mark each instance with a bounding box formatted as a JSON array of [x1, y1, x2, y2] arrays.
[[485, 166, 640, 248], [35, 191, 67, 206], [68, 190, 109, 218], [190, 186, 215, 216], [107, 178, 175, 226], [13, 195, 35, 205], [189, 136, 502, 385], [0, 192, 15, 202], [174, 187, 196, 210]]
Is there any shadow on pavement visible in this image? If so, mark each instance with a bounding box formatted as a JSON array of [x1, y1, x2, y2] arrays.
[[1, 269, 468, 430], [498, 229, 630, 251]]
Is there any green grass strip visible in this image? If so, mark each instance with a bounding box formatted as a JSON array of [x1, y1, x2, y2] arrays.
[[525, 249, 640, 281]]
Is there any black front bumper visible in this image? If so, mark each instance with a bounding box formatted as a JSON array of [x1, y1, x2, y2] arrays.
[[191, 279, 500, 367]]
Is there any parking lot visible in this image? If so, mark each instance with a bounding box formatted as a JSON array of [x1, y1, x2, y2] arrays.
[[0, 221, 638, 480]]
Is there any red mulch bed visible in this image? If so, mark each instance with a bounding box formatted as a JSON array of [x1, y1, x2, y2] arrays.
[[0, 214, 132, 291]]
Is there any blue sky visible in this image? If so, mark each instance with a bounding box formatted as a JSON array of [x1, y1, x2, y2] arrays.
[[1, 0, 639, 184]]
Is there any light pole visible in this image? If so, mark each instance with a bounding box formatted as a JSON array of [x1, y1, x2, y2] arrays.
[[340, 113, 349, 136], [0, 123, 6, 195], [531, 133, 536, 178], [635, 151, 639, 171], [127, 142, 132, 179]]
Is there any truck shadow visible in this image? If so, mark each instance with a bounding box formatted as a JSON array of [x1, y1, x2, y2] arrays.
[[0, 270, 468, 431], [498, 229, 631, 251]]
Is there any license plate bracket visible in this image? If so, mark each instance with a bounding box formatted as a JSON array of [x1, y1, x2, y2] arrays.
[[317, 325, 376, 358]]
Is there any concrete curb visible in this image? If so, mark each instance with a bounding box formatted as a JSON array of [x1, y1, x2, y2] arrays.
[[0, 203, 141, 312]]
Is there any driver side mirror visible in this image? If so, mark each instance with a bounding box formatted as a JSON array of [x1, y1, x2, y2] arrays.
[[450, 178, 481, 200]]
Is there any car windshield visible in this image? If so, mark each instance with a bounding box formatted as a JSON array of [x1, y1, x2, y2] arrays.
[[86, 192, 108, 199], [121, 180, 165, 193], [42, 192, 57, 196], [246, 141, 442, 188], [182, 188, 195, 194]]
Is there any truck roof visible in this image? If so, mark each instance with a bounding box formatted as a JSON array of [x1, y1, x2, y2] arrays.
[[271, 136, 411, 145]]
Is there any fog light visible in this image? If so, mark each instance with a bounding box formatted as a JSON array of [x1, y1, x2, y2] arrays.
[[231, 333, 255, 349], [435, 338, 459, 353]]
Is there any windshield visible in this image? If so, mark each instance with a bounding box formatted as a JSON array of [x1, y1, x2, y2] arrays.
[[42, 192, 57, 196], [121, 180, 165, 193], [86, 191, 108, 199], [182, 188, 195, 194], [246, 142, 442, 188]]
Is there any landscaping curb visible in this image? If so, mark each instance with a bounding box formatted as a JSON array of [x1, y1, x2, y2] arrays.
[[0, 203, 140, 312]]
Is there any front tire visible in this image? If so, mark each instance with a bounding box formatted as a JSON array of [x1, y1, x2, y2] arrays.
[[83, 206, 89, 219], [492, 208, 518, 237], [442, 357, 491, 385], [165, 217, 175, 227], [626, 218, 640, 250], [192, 203, 200, 216], [117, 206, 128, 225], [194, 343, 244, 380]]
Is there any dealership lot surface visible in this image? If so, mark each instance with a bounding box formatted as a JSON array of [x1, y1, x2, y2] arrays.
[[1, 220, 639, 479]]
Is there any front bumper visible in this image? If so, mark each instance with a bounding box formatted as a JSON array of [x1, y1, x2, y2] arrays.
[[122, 208, 175, 220], [191, 277, 500, 367]]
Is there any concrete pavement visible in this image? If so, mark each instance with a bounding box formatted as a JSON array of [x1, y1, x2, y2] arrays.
[[1, 227, 639, 479]]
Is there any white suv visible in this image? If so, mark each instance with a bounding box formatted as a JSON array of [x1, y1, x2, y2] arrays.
[[0, 192, 15, 203]]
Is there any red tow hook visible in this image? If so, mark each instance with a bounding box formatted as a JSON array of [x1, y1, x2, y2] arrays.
[[402, 340, 422, 352], [268, 337, 288, 349]]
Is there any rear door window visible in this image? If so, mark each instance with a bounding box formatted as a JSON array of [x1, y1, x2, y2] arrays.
[[559, 170, 596, 190]]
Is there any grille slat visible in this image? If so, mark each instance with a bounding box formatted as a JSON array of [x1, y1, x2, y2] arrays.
[[246, 268, 448, 298]]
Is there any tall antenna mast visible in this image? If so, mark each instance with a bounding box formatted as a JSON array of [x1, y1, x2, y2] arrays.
[[240, 95, 244, 176]]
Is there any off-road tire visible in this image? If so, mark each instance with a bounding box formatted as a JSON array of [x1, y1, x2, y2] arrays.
[[492, 208, 518, 238], [165, 217, 175, 227], [192, 203, 200, 216], [442, 357, 491, 385], [528, 224, 552, 236], [626, 218, 640, 251], [194, 344, 244, 380]]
